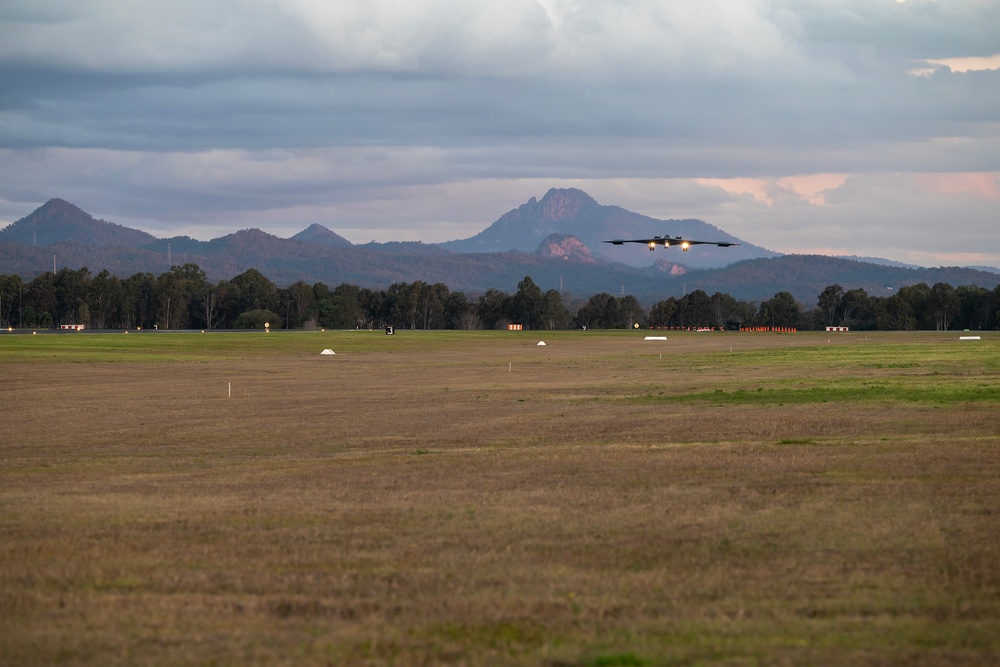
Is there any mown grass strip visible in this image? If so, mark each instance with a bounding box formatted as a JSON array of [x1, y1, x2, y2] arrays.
[[0, 328, 574, 362], [638, 382, 1000, 405]]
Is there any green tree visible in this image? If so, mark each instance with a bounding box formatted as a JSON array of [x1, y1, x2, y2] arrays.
[[315, 297, 355, 329], [234, 309, 281, 330], [125, 272, 160, 329], [87, 270, 121, 329], [317, 285, 364, 329], [279, 281, 317, 329], [230, 268, 278, 315], [618, 294, 644, 329], [574, 293, 620, 329], [877, 283, 931, 330], [386, 282, 422, 329], [759, 291, 801, 328], [477, 288, 513, 330], [540, 289, 571, 330], [0, 274, 25, 328], [675, 290, 713, 328], [817, 284, 844, 326], [929, 282, 960, 331], [993, 285, 1000, 330], [711, 292, 754, 330], [312, 282, 332, 303], [648, 298, 679, 328], [199, 281, 229, 330], [841, 288, 875, 329], [54, 267, 92, 325], [954, 285, 992, 330], [24, 272, 57, 327], [416, 282, 449, 329], [156, 264, 207, 329], [358, 287, 387, 329], [511, 276, 544, 330], [444, 291, 478, 329]]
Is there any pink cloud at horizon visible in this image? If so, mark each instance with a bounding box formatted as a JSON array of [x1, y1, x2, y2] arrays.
[[694, 174, 849, 207], [914, 173, 1000, 200]]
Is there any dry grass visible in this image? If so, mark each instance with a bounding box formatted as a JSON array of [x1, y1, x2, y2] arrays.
[[1, 330, 999, 665]]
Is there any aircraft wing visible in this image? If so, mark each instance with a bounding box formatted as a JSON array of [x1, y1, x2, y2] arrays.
[[603, 236, 739, 252]]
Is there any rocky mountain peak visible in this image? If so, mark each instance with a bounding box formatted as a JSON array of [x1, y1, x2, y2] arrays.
[[37, 198, 82, 217], [15, 198, 100, 230], [647, 259, 687, 276], [0, 198, 157, 247], [291, 223, 353, 248], [536, 188, 598, 222], [441, 187, 769, 269], [536, 234, 597, 263]]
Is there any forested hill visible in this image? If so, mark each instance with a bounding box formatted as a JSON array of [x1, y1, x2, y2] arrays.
[[0, 198, 158, 247], [683, 255, 1000, 304], [4, 236, 999, 307], [3, 197, 999, 305]]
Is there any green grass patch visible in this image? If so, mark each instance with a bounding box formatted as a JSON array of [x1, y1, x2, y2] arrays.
[[0, 328, 600, 363], [706, 338, 1000, 373], [0, 331, 277, 362], [585, 652, 647, 666], [643, 382, 1000, 405]]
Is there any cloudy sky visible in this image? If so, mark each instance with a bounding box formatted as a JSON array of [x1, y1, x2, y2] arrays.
[[1, 0, 998, 267]]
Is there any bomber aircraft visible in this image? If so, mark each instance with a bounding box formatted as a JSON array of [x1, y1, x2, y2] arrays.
[[604, 235, 739, 252]]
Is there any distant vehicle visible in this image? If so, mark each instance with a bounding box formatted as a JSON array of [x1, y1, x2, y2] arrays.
[[604, 235, 739, 252]]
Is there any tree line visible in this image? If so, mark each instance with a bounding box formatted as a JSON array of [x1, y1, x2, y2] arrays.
[[2, 264, 999, 331]]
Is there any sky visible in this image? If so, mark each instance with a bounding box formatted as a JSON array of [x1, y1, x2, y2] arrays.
[[1, 0, 998, 267]]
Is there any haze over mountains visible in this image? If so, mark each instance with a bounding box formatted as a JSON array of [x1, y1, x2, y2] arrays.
[[2, 190, 998, 306]]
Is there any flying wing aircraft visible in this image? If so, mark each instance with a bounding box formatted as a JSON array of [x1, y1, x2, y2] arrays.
[[603, 235, 739, 252]]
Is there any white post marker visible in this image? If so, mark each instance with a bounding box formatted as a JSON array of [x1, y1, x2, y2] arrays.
[[228, 382, 231, 398]]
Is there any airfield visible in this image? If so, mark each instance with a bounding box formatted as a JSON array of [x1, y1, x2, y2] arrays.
[[1, 329, 998, 666]]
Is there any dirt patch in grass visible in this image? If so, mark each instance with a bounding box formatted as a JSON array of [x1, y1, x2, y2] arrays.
[[2, 331, 999, 665]]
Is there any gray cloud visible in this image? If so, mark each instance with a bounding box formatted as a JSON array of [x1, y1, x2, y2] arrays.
[[1, 0, 998, 266]]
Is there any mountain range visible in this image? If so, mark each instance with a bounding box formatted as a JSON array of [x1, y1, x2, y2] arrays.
[[441, 188, 775, 268], [2, 190, 998, 306]]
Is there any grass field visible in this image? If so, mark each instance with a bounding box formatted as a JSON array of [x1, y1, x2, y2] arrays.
[[1, 329, 998, 666]]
